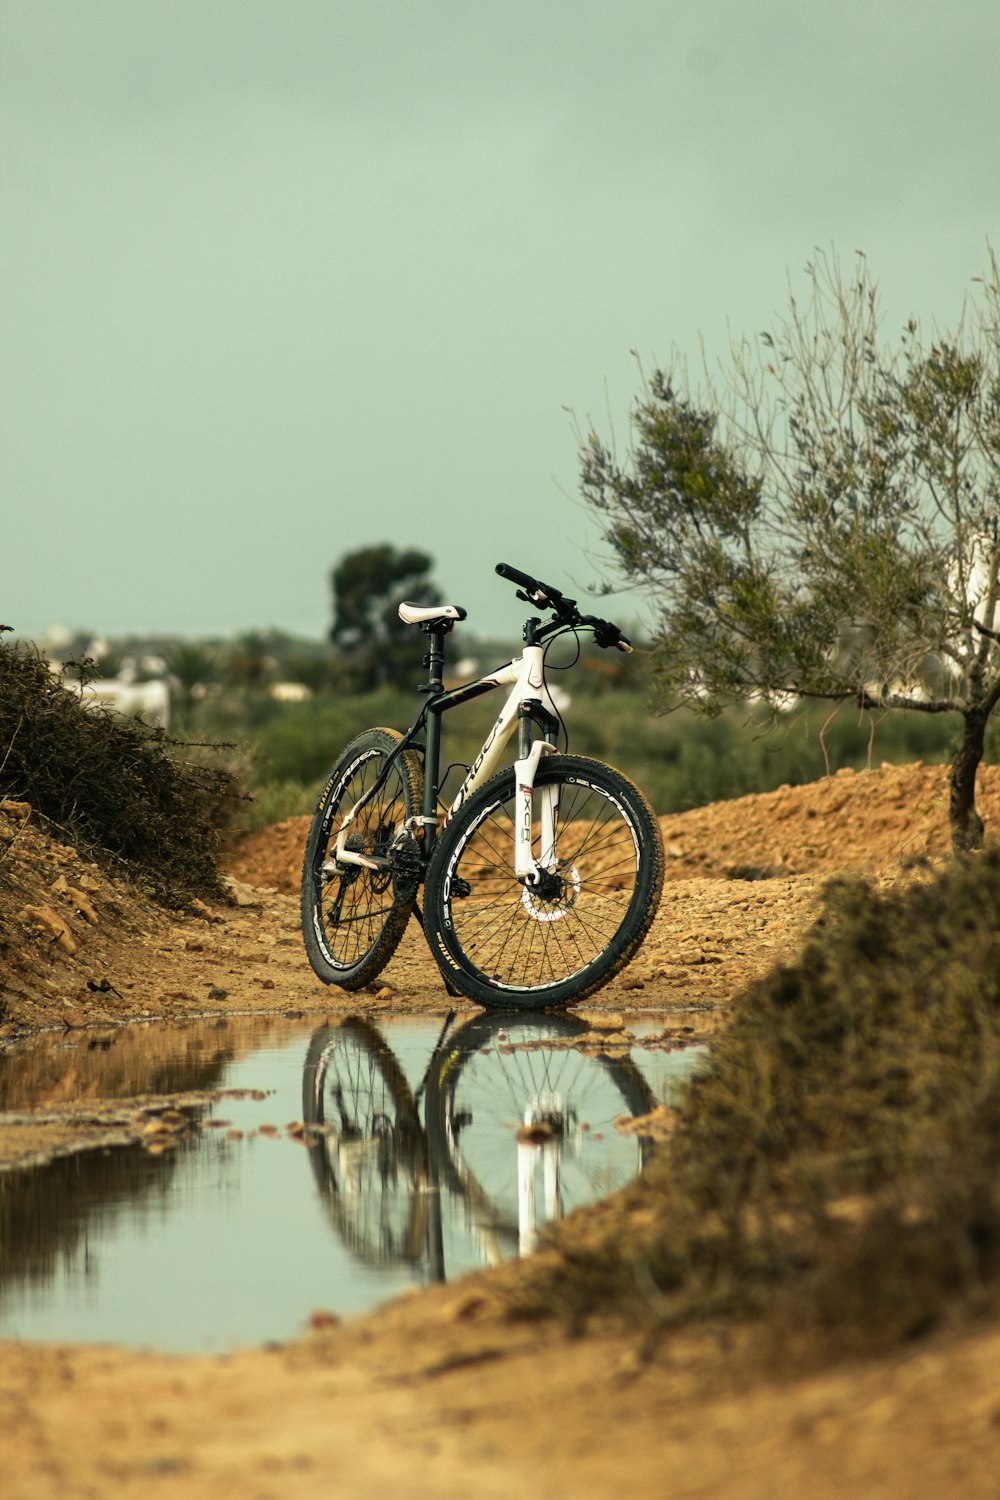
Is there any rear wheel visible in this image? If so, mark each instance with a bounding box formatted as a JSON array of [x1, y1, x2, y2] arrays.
[[423, 755, 663, 1009], [302, 1018, 427, 1267], [301, 728, 423, 990]]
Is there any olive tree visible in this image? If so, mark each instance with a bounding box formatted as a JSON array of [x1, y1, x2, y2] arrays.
[[580, 251, 1000, 850]]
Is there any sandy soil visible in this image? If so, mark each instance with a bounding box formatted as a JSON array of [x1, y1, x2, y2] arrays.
[[2, 761, 1000, 1499]]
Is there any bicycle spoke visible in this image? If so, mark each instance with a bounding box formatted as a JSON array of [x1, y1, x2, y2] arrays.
[[303, 1021, 425, 1267], [443, 771, 642, 991]]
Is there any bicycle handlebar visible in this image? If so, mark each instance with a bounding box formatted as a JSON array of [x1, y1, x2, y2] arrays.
[[495, 562, 633, 653], [494, 561, 568, 604]]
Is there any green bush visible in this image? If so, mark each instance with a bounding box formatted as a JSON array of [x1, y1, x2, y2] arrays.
[[554, 694, 969, 813]]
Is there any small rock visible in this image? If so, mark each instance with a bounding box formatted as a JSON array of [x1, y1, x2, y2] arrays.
[[51, 874, 99, 923], [0, 799, 32, 819], [446, 1293, 488, 1322], [222, 876, 263, 908], [188, 898, 223, 923], [307, 1309, 341, 1331], [24, 905, 77, 954]]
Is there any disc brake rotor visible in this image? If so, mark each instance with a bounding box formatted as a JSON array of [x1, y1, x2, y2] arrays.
[[521, 865, 581, 922]]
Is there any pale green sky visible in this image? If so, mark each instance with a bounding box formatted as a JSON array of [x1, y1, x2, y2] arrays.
[[3, 1, 998, 641]]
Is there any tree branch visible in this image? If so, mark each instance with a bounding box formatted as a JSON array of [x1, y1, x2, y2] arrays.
[[857, 689, 960, 715]]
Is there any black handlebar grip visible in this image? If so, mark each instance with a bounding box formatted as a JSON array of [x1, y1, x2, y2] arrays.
[[495, 562, 540, 592]]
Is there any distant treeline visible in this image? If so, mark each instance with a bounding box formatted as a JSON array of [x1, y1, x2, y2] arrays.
[[188, 681, 999, 830]]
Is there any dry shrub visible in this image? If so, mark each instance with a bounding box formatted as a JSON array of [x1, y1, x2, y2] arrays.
[[533, 848, 1000, 1361], [0, 634, 237, 907]]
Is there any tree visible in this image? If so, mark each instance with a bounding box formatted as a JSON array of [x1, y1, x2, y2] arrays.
[[225, 632, 271, 691], [330, 544, 442, 691], [165, 642, 218, 721], [580, 250, 1000, 851]]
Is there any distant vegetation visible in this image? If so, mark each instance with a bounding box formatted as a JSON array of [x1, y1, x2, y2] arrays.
[[28, 523, 994, 835], [186, 657, 997, 832]]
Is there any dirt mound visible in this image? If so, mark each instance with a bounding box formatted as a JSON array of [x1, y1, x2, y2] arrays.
[[0, 800, 343, 1034], [659, 760, 1000, 879], [7, 761, 1000, 1035], [224, 761, 1000, 893], [224, 814, 313, 895]]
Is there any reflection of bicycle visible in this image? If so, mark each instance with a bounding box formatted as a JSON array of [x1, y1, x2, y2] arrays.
[[302, 1013, 657, 1276], [301, 1018, 427, 1268], [300, 562, 664, 1010], [425, 1012, 656, 1258]]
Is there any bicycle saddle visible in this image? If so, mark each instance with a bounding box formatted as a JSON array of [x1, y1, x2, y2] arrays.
[[397, 602, 467, 626]]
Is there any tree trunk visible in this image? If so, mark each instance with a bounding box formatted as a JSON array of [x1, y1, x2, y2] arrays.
[[949, 712, 986, 852]]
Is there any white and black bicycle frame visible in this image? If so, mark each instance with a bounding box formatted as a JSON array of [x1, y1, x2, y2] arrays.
[[330, 611, 564, 888]]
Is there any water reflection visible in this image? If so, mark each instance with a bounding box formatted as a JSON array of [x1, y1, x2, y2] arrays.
[[0, 1024, 235, 1298], [0, 1144, 185, 1289], [0, 1012, 706, 1350], [303, 1012, 665, 1277], [0, 1019, 237, 1111]]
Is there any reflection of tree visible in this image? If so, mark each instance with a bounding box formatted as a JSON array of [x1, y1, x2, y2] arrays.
[[0, 1030, 235, 1300], [0, 1143, 184, 1295], [0, 1027, 235, 1113], [302, 1013, 658, 1279]]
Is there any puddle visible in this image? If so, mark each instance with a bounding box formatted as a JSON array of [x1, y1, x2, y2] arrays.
[[0, 1012, 708, 1352]]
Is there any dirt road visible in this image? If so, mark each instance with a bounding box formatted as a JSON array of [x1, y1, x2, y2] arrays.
[[2, 760, 1000, 1498]]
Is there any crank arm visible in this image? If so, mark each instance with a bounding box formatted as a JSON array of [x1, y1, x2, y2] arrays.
[[323, 850, 387, 874]]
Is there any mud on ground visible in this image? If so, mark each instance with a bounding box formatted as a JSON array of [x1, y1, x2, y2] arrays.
[[2, 761, 1000, 1499]]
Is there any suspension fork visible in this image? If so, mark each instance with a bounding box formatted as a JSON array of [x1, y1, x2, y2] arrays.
[[514, 700, 560, 885]]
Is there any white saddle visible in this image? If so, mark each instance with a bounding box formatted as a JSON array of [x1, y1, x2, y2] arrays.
[[397, 602, 467, 626]]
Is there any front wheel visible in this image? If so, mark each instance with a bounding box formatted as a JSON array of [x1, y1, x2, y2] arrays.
[[423, 756, 664, 1009], [301, 728, 423, 990]]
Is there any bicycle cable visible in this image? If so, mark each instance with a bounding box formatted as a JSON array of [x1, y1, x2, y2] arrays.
[[541, 626, 582, 754]]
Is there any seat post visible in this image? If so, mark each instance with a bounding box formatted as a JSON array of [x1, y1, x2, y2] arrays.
[[422, 622, 448, 694]]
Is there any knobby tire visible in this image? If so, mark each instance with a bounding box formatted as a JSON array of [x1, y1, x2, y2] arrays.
[[423, 755, 664, 1009], [300, 728, 424, 990]]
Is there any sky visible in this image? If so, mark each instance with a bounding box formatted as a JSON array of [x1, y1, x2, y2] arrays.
[[3, 1, 999, 645]]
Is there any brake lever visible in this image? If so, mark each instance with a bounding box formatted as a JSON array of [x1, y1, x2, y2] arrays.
[[584, 615, 633, 652]]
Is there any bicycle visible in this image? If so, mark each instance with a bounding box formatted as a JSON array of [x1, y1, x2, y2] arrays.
[[300, 562, 665, 1009]]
